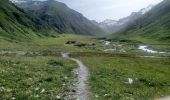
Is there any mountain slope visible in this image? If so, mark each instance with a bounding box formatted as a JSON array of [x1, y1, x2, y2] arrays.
[[15, 0, 104, 36], [111, 0, 170, 43], [96, 5, 154, 34], [0, 0, 39, 41]]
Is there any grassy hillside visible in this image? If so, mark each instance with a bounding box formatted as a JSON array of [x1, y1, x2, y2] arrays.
[[0, 0, 104, 42], [0, 0, 40, 41], [16, 0, 104, 36], [110, 0, 170, 44]]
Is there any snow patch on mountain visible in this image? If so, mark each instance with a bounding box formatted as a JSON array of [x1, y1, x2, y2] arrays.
[[10, 0, 47, 3], [10, 0, 27, 3], [100, 19, 118, 26], [95, 5, 154, 34]]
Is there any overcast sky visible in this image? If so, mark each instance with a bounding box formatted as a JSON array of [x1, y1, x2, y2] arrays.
[[55, 0, 163, 22]]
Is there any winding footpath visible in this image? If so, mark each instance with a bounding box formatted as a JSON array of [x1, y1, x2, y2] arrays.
[[62, 53, 90, 100]]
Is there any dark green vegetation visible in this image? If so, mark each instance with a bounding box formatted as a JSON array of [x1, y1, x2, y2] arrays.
[[0, 0, 39, 41], [15, 0, 104, 36], [110, 0, 170, 44]]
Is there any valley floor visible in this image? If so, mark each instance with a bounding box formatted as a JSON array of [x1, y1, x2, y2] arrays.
[[0, 34, 170, 100]]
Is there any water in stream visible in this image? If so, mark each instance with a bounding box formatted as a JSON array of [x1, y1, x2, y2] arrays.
[[138, 45, 168, 54]]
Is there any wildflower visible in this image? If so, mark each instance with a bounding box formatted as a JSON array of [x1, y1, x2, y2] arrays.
[[104, 94, 110, 97], [64, 76, 68, 80], [11, 97, 15, 100], [62, 83, 66, 86], [95, 94, 99, 98], [34, 95, 40, 98], [56, 95, 61, 99], [35, 87, 39, 91], [0, 87, 5, 92], [41, 89, 45, 93]]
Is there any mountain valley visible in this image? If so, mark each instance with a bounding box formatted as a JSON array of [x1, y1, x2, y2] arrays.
[[0, 0, 170, 100]]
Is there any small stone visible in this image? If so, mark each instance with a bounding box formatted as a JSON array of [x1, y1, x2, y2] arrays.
[[125, 78, 134, 84], [128, 78, 133, 84]]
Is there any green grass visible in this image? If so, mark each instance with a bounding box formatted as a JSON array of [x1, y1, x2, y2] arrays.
[[0, 34, 101, 99], [78, 55, 170, 100], [0, 55, 77, 99], [33, 34, 98, 52], [0, 0, 41, 41], [0, 33, 170, 100], [0, 34, 102, 52]]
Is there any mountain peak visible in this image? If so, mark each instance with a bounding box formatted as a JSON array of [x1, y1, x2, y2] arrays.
[[12, 0, 104, 35], [140, 5, 154, 14]]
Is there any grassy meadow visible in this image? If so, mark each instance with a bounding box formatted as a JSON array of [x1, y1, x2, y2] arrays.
[[78, 55, 170, 100], [0, 34, 170, 100], [0, 34, 98, 99], [0, 55, 77, 99], [0, 34, 99, 52]]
